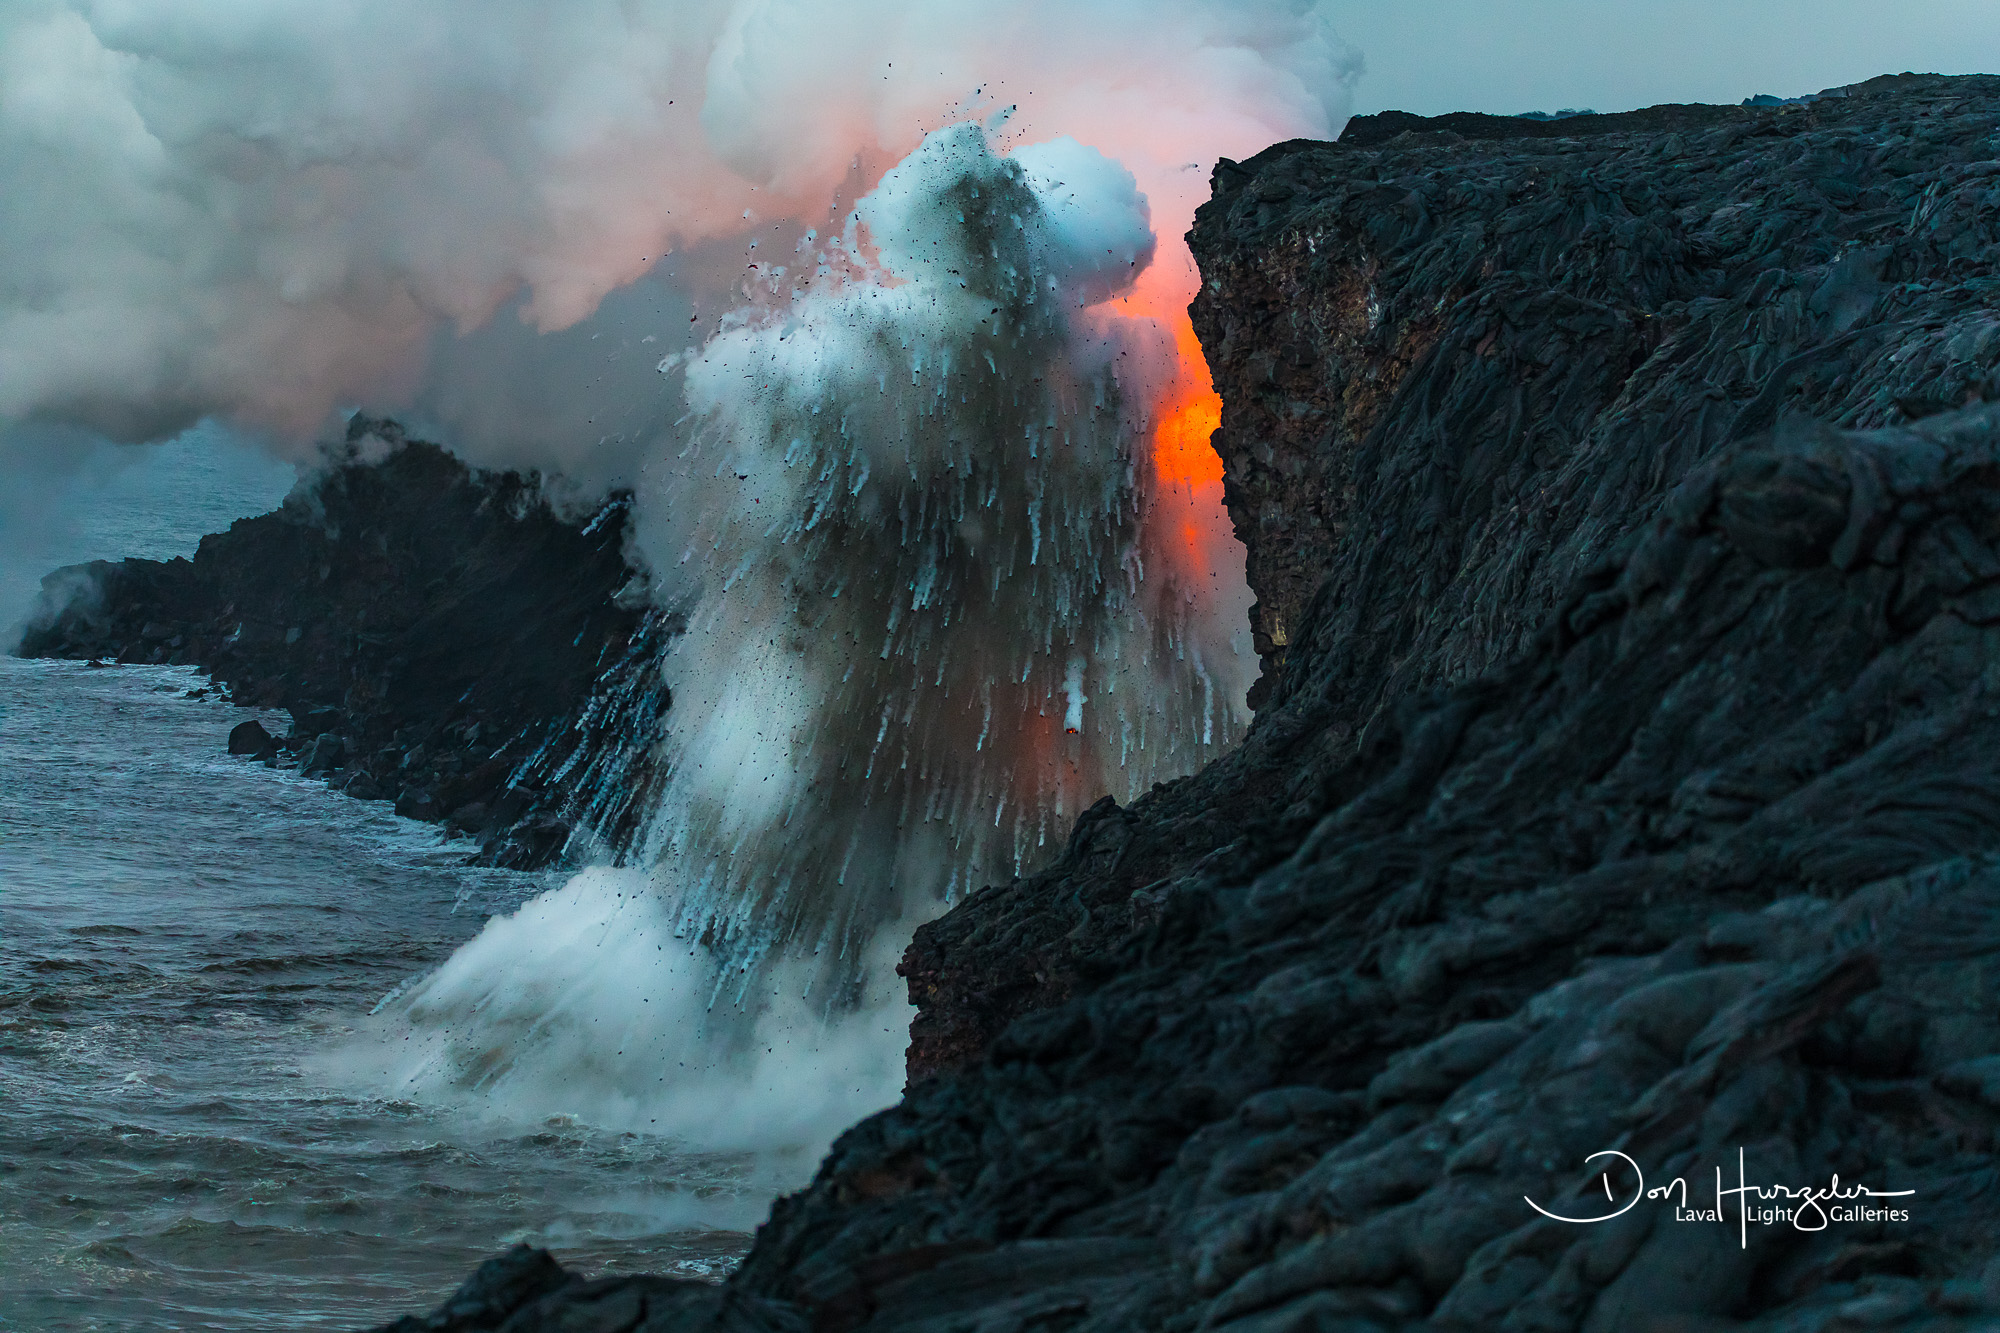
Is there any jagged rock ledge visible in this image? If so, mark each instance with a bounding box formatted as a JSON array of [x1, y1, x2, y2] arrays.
[[377, 72, 2000, 1331], [14, 416, 672, 868]]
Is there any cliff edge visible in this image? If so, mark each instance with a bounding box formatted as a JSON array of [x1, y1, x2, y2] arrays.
[[372, 71, 2000, 1331], [15, 416, 671, 867]]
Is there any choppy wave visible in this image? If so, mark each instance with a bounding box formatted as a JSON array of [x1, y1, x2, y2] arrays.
[[0, 658, 759, 1330]]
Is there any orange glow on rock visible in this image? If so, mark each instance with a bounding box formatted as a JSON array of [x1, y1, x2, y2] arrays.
[[1152, 318, 1225, 490], [1090, 230, 1236, 588], [1132, 307, 1231, 578]]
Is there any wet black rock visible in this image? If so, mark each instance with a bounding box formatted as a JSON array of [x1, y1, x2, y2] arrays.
[[372, 1245, 574, 1332], [226, 719, 275, 758], [395, 788, 442, 823], [370, 1245, 800, 1333], [16, 416, 674, 869], [294, 705, 347, 738], [342, 773, 386, 802], [301, 733, 345, 776], [446, 801, 490, 835]]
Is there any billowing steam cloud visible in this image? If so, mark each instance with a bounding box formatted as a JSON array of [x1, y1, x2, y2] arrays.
[[2, 0, 1355, 467], [12, 0, 1359, 1164]]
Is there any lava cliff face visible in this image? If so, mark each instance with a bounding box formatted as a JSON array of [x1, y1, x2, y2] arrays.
[[904, 72, 2000, 1086], [1197, 72, 2000, 726], [16, 416, 671, 868], [379, 72, 2000, 1330]]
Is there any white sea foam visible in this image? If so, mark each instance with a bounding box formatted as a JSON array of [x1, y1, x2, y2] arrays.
[[350, 868, 911, 1173]]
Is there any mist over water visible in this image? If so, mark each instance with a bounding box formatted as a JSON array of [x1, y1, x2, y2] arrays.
[[351, 870, 912, 1158], [0, 422, 295, 641]]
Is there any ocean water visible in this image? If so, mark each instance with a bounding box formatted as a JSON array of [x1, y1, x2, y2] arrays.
[[0, 657, 755, 1331], [0, 422, 299, 642]]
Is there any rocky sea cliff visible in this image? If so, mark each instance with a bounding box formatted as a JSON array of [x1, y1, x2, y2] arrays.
[[27, 71, 2000, 1333], [17, 416, 672, 869]]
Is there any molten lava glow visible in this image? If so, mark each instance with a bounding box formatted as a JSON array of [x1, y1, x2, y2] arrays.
[[1153, 322, 1226, 492], [1103, 233, 1237, 593], [1151, 359, 1228, 575]]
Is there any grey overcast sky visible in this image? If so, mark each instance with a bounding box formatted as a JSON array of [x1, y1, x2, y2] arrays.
[[1334, 1, 2000, 117]]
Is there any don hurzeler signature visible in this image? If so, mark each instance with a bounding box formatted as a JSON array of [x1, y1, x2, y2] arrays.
[[1525, 1148, 1913, 1249]]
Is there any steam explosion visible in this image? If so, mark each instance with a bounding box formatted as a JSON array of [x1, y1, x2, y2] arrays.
[[3, 0, 1359, 1162], [371, 123, 1256, 1156], [639, 126, 1238, 994]]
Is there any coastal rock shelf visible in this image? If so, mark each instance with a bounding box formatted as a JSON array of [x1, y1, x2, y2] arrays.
[[16, 417, 672, 868]]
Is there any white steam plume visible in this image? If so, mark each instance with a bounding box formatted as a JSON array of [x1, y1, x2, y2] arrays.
[[1, 0, 1356, 470], [363, 122, 1256, 1167], [634, 125, 1206, 999]]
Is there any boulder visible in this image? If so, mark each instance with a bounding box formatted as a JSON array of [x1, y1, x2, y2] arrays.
[[394, 788, 440, 822], [226, 719, 275, 758], [300, 733, 344, 775], [341, 773, 386, 802], [445, 802, 489, 836], [291, 705, 345, 738]]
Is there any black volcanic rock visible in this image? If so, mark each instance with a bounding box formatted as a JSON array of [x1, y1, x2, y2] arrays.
[[904, 72, 2000, 1082], [393, 73, 2000, 1331], [16, 416, 673, 867], [1333, 99, 1755, 149], [1198, 71, 2000, 725], [762, 407, 2000, 1331], [226, 719, 275, 757], [372, 1245, 575, 1332], [371, 1244, 797, 1333]]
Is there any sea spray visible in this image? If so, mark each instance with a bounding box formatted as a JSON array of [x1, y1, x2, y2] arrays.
[[627, 125, 1243, 997], [358, 123, 1251, 1167], [354, 868, 911, 1173]]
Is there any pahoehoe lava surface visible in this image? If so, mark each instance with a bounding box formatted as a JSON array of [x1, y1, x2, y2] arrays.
[[337, 72, 2000, 1329], [15, 415, 672, 869]]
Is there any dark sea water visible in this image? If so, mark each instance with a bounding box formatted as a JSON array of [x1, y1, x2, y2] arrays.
[[0, 657, 753, 1331]]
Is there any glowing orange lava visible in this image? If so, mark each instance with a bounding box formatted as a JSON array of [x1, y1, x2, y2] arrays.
[[1152, 319, 1225, 491], [1130, 305, 1232, 584], [1101, 235, 1235, 585]]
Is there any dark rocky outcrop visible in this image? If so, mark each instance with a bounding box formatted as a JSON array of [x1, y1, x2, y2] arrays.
[[368, 1244, 800, 1333], [226, 719, 276, 758], [904, 68, 2000, 1084], [1333, 99, 1756, 150], [16, 416, 672, 868], [381, 72, 2000, 1330]]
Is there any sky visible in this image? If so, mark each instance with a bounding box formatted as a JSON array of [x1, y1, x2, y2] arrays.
[[5, 0, 2000, 636], [1334, 0, 2000, 117]]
